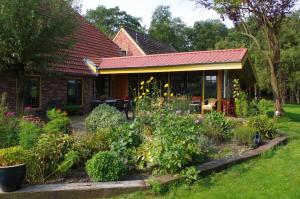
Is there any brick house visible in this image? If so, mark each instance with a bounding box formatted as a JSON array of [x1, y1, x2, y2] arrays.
[[0, 18, 122, 113]]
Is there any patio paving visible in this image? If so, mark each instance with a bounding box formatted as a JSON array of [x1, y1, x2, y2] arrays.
[[70, 115, 87, 134]]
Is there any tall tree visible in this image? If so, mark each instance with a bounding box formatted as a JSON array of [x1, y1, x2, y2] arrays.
[[196, 0, 297, 116], [149, 5, 191, 51], [85, 6, 143, 37], [191, 20, 228, 50], [0, 0, 80, 114]]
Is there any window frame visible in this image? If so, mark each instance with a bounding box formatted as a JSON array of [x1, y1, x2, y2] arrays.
[[20, 75, 42, 110], [66, 78, 84, 106]]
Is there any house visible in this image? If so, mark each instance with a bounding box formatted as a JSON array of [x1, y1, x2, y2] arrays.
[[113, 26, 177, 56], [90, 48, 256, 113], [0, 18, 123, 113]]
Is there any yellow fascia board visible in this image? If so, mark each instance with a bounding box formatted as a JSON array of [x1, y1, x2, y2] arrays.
[[99, 62, 243, 75]]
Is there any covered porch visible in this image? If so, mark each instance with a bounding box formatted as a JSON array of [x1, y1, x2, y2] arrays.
[[89, 48, 256, 114]]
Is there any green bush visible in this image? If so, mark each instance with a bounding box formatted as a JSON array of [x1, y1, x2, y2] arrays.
[[233, 79, 249, 117], [85, 104, 126, 133], [25, 133, 74, 183], [234, 125, 257, 146], [0, 146, 26, 166], [85, 151, 126, 182], [19, 121, 42, 149], [201, 111, 233, 142], [248, 115, 278, 139], [136, 112, 208, 174], [257, 99, 273, 115], [43, 109, 71, 134], [180, 166, 200, 185]]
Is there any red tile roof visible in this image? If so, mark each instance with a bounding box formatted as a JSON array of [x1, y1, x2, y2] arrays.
[[52, 17, 123, 76], [94, 48, 247, 70]]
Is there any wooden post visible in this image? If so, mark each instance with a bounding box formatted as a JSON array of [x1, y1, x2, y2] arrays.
[[201, 71, 205, 114], [217, 70, 223, 112]]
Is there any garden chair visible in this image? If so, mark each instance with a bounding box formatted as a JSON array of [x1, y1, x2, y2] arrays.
[[189, 96, 202, 113], [202, 98, 218, 113]]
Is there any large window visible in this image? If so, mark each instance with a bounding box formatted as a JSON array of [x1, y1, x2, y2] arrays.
[[171, 72, 187, 95], [205, 72, 217, 99], [67, 79, 82, 105], [24, 76, 40, 108], [96, 75, 110, 98], [187, 72, 202, 96]]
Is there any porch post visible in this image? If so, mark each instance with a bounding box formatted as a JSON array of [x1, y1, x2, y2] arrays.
[[201, 71, 205, 114], [217, 70, 223, 112]]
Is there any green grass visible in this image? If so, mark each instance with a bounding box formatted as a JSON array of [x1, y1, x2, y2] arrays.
[[115, 104, 300, 199]]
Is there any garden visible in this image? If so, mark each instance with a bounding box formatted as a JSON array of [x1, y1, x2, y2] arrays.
[[0, 77, 281, 193]]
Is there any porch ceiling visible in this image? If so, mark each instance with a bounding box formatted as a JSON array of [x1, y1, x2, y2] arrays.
[[90, 48, 248, 75]]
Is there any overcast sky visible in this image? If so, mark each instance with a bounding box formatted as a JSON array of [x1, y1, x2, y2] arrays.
[[81, 0, 234, 28]]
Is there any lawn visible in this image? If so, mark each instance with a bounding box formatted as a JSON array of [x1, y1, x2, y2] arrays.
[[115, 104, 300, 199]]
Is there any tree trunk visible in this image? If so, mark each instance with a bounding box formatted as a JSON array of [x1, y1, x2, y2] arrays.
[[16, 67, 26, 115]]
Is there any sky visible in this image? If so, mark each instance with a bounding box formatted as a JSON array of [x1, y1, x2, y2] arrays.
[[81, 0, 234, 28]]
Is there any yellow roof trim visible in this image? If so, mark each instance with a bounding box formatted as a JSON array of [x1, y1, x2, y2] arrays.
[[99, 62, 243, 75]]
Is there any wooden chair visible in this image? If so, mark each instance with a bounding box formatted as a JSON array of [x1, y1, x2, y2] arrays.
[[189, 96, 202, 113], [202, 98, 218, 113]]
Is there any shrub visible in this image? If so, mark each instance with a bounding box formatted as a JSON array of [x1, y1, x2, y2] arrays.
[[257, 99, 273, 115], [233, 79, 249, 117], [201, 111, 233, 142], [234, 125, 257, 146], [85, 151, 126, 182], [0, 93, 19, 148], [248, 115, 278, 139], [19, 121, 42, 149], [85, 104, 126, 133], [181, 166, 200, 185], [0, 146, 26, 166], [54, 150, 80, 175], [43, 109, 71, 134], [136, 112, 207, 174], [25, 133, 74, 183]]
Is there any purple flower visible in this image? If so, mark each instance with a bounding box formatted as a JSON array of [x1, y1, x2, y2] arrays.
[[5, 112, 16, 117]]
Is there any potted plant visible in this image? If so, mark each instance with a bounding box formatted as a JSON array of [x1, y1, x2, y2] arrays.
[[0, 146, 26, 192]]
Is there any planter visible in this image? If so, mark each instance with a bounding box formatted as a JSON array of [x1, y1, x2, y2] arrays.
[[0, 164, 26, 192]]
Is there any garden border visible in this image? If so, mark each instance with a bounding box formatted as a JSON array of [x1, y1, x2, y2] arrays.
[[0, 135, 288, 199]]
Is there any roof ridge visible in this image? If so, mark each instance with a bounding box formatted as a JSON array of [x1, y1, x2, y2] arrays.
[[99, 48, 247, 61]]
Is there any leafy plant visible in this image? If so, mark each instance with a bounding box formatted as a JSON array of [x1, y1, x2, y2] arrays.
[[257, 99, 273, 115], [234, 125, 258, 147], [0, 146, 26, 166], [201, 111, 233, 142], [63, 104, 82, 116], [53, 150, 79, 175], [19, 120, 42, 149], [248, 115, 278, 139], [85, 104, 126, 133], [43, 109, 71, 134], [181, 166, 200, 184], [233, 79, 249, 117], [85, 151, 126, 182], [25, 133, 74, 183]]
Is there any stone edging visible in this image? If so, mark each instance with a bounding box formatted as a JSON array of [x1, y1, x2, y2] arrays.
[[0, 135, 288, 199]]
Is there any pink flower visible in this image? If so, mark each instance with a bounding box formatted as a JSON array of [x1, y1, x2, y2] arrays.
[[5, 112, 16, 117]]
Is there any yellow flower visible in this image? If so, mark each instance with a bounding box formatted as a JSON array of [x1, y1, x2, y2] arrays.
[[163, 92, 168, 97], [150, 76, 154, 81], [140, 81, 145, 86], [134, 98, 137, 102], [139, 96, 143, 99], [146, 89, 150, 93], [170, 93, 174, 97], [140, 86, 144, 90], [164, 83, 169, 88], [147, 80, 151, 83], [142, 92, 146, 96]]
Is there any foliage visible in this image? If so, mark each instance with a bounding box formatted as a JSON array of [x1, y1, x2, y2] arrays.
[[170, 96, 191, 113], [147, 178, 165, 195], [201, 111, 233, 142], [85, 151, 126, 182], [19, 120, 42, 150], [234, 125, 257, 147], [85, 104, 126, 133], [233, 79, 249, 118], [257, 99, 274, 115], [136, 111, 207, 174], [0, 146, 26, 166], [43, 109, 71, 134], [25, 133, 74, 183], [0, 93, 19, 148], [54, 150, 79, 175], [85, 5, 143, 37], [181, 166, 200, 184], [63, 104, 82, 116], [149, 5, 190, 51], [248, 115, 278, 139], [0, 0, 80, 113]]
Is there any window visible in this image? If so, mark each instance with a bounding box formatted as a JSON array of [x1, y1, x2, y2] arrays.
[[95, 75, 110, 98], [24, 76, 40, 108], [67, 79, 82, 105], [171, 72, 187, 95], [205, 73, 217, 99], [187, 72, 202, 96]]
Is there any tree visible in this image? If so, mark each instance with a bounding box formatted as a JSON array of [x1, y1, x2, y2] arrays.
[[196, 0, 297, 116], [85, 6, 143, 37], [0, 0, 80, 114], [190, 20, 228, 50], [149, 5, 191, 51]]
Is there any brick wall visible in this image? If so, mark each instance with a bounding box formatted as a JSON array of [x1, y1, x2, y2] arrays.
[[113, 30, 145, 56], [0, 73, 94, 113]]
